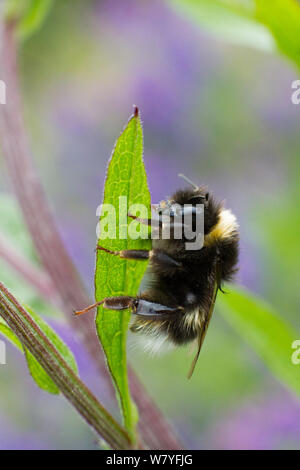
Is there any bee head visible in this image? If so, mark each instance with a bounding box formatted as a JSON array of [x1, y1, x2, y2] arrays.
[[169, 187, 221, 235]]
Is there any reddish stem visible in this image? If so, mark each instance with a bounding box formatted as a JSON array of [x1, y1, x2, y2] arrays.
[[0, 233, 57, 302]]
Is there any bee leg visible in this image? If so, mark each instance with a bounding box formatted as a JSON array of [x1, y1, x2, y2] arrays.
[[128, 213, 163, 234], [96, 246, 150, 260], [151, 250, 182, 267], [97, 246, 182, 267], [74, 296, 136, 316], [132, 299, 182, 317], [74, 296, 182, 318], [127, 213, 153, 226]]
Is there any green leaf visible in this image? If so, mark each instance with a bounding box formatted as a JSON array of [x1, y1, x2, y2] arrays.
[[0, 316, 59, 393], [219, 286, 300, 395], [5, 0, 53, 40], [95, 108, 151, 440], [0, 305, 78, 394], [169, 0, 275, 52], [26, 306, 78, 376], [24, 348, 59, 394], [0, 318, 22, 350], [254, 0, 300, 68]]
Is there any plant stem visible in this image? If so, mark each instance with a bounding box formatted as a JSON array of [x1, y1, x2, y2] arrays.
[[0, 20, 182, 450], [0, 232, 57, 303], [0, 281, 133, 450]]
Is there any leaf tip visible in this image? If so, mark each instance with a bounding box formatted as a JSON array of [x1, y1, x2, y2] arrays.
[[133, 105, 139, 118]]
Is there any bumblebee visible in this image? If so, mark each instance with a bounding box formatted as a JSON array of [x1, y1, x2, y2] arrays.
[[76, 175, 239, 377]]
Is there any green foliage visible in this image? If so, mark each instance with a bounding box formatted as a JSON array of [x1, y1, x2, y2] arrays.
[[170, 0, 300, 69], [0, 284, 131, 449], [95, 109, 151, 440], [0, 194, 66, 393], [5, 0, 53, 40], [26, 306, 78, 389], [0, 304, 78, 395], [0, 315, 59, 393], [255, 187, 300, 325], [170, 0, 275, 51], [24, 348, 59, 394], [5, 0, 26, 20], [0, 318, 22, 350], [219, 287, 300, 396], [0, 194, 58, 317], [254, 0, 300, 68]]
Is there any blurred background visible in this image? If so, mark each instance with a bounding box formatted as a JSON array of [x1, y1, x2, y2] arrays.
[[0, 0, 300, 450]]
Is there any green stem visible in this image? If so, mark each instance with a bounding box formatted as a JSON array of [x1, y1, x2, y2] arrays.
[[0, 281, 133, 450]]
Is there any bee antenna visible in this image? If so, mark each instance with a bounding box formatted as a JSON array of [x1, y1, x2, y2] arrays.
[[178, 173, 198, 190]]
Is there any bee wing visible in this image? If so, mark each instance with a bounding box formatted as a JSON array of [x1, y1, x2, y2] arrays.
[[187, 278, 219, 379]]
